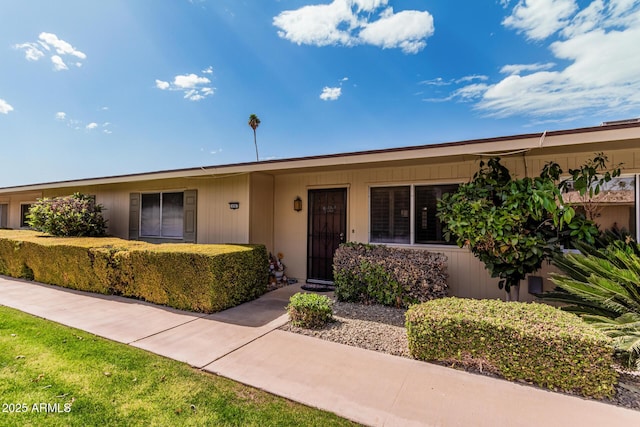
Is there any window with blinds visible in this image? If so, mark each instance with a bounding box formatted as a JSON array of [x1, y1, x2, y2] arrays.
[[370, 184, 458, 245], [370, 186, 410, 244]]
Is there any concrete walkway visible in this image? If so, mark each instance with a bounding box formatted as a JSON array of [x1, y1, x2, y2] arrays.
[[1, 276, 638, 426]]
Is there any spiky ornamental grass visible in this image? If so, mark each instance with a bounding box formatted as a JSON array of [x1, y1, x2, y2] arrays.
[[545, 239, 640, 368]]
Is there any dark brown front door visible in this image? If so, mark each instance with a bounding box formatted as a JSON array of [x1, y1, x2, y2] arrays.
[[307, 188, 347, 283]]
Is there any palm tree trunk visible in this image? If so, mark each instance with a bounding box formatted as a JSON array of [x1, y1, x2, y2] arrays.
[[253, 129, 259, 161]]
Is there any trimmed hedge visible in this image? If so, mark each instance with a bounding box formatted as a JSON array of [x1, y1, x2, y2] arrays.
[[0, 230, 268, 313], [333, 242, 447, 308], [406, 298, 618, 398], [286, 292, 334, 328]]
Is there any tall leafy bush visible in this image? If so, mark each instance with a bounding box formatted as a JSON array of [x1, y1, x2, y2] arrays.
[[437, 155, 618, 296], [27, 193, 107, 237]]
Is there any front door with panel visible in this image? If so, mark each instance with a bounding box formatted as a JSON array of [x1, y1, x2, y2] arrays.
[[307, 188, 347, 284]]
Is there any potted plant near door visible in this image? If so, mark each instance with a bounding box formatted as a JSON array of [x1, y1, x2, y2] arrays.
[[268, 252, 287, 290]]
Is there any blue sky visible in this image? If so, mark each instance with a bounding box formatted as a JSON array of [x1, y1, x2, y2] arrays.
[[1, 0, 639, 187]]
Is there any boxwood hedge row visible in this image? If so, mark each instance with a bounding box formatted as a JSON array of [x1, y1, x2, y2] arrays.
[[405, 297, 618, 398], [0, 230, 268, 313]]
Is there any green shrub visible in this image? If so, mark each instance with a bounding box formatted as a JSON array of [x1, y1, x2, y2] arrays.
[[333, 242, 447, 308], [286, 292, 333, 328], [0, 230, 268, 313], [406, 298, 618, 398], [27, 193, 107, 237]]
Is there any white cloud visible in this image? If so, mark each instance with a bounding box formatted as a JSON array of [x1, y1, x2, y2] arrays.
[[273, 1, 357, 47], [51, 55, 68, 71], [456, 75, 489, 83], [320, 86, 342, 101], [500, 62, 556, 74], [453, 83, 490, 101], [202, 66, 214, 74], [155, 80, 170, 90], [155, 72, 215, 101], [14, 42, 45, 61], [353, 0, 388, 12], [173, 73, 210, 89], [0, 99, 14, 114], [14, 32, 86, 70], [359, 8, 434, 53], [439, 0, 640, 119], [38, 32, 86, 59], [55, 113, 112, 134], [503, 0, 578, 40], [273, 0, 434, 54], [419, 77, 450, 86]]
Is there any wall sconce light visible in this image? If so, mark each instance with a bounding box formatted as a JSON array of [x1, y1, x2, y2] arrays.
[[229, 202, 240, 210], [293, 196, 303, 212]]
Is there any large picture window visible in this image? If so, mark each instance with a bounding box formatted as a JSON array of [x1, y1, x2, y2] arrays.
[[370, 184, 458, 245], [129, 190, 196, 243], [140, 192, 184, 238]]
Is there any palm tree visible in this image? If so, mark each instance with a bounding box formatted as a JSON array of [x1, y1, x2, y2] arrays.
[[248, 114, 261, 161]]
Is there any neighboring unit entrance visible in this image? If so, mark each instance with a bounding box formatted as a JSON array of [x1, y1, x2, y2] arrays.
[[307, 188, 347, 283]]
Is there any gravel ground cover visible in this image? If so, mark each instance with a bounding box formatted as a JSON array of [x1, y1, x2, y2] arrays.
[[280, 297, 640, 411]]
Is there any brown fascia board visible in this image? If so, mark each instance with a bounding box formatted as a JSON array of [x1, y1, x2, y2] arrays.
[[2, 120, 640, 193]]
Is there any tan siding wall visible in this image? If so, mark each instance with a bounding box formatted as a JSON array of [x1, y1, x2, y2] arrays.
[[274, 146, 640, 300], [3, 140, 640, 301], [196, 175, 250, 244], [40, 175, 252, 244], [249, 173, 274, 252], [0, 191, 42, 229]]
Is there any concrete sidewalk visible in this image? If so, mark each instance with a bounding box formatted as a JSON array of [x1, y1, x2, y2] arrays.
[[1, 276, 638, 426]]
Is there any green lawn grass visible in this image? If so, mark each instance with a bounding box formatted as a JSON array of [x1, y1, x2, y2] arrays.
[[0, 306, 358, 426]]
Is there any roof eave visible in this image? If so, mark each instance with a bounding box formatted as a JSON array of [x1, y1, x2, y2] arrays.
[[1, 121, 639, 194]]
